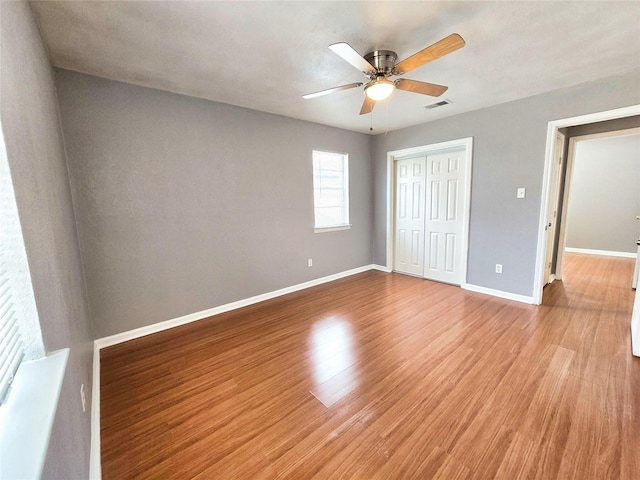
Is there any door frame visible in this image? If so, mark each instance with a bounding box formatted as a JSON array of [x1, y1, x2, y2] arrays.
[[543, 131, 566, 286], [386, 137, 473, 287], [554, 126, 640, 280], [533, 104, 640, 304]]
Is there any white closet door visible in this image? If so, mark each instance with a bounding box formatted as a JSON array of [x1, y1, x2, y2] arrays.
[[424, 151, 466, 285], [394, 156, 426, 277]]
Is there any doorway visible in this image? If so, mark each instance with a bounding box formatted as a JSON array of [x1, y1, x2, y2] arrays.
[[386, 137, 473, 286], [554, 128, 640, 281], [534, 105, 640, 304]]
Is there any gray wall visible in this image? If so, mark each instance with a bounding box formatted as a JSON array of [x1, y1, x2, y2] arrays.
[[2, 2, 637, 474], [54, 70, 373, 339], [565, 134, 640, 253], [373, 69, 640, 297], [0, 2, 93, 479]]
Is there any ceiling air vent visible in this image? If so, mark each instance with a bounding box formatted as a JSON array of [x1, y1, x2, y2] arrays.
[[425, 99, 453, 110]]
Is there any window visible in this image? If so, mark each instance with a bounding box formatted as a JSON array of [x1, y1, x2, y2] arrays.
[[0, 251, 23, 403], [0, 106, 65, 480], [0, 126, 43, 405], [312, 150, 350, 232]]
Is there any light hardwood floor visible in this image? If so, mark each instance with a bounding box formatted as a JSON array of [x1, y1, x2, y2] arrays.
[[101, 253, 639, 479]]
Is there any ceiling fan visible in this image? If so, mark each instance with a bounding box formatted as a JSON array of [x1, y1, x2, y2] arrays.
[[303, 34, 465, 115]]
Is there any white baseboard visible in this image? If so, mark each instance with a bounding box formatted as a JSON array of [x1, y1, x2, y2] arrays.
[[89, 264, 538, 475], [95, 264, 379, 349], [89, 342, 101, 479], [371, 264, 391, 272], [89, 263, 385, 478], [565, 247, 637, 258], [463, 283, 535, 305], [632, 290, 640, 358]]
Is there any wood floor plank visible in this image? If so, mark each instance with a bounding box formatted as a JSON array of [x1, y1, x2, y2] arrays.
[[518, 345, 575, 441], [375, 442, 447, 479], [267, 412, 365, 478], [556, 378, 607, 480], [529, 373, 583, 480], [493, 431, 537, 480], [100, 253, 639, 479]]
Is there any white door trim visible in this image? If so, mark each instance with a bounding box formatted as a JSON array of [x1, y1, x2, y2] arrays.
[[386, 137, 473, 288], [543, 131, 566, 285], [533, 104, 640, 305]]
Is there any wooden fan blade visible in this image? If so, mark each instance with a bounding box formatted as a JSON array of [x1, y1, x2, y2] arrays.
[[395, 78, 448, 97], [329, 43, 377, 75], [360, 96, 376, 115], [394, 33, 465, 75], [302, 82, 363, 99]]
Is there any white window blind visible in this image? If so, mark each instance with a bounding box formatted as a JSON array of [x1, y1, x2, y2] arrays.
[[312, 150, 350, 230], [0, 248, 23, 403], [0, 126, 39, 405]]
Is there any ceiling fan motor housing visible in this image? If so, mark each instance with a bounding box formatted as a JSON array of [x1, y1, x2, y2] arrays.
[[364, 50, 397, 76]]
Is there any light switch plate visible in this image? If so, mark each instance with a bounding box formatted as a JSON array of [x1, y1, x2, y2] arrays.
[[517, 187, 526, 199]]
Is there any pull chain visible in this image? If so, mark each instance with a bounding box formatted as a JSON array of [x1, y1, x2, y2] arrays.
[[385, 99, 389, 135]]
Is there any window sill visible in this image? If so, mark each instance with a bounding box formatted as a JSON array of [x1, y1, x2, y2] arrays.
[[0, 348, 69, 480], [314, 225, 352, 233]]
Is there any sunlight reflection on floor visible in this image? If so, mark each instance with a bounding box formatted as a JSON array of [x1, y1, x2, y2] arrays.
[[309, 317, 357, 386]]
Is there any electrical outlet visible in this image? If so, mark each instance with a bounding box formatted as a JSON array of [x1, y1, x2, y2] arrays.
[[495, 264, 503, 274], [308, 258, 313, 267], [517, 188, 526, 199], [80, 384, 86, 412]]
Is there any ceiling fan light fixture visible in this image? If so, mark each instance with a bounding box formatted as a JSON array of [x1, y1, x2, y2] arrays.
[[304, 34, 465, 116], [365, 78, 395, 101]]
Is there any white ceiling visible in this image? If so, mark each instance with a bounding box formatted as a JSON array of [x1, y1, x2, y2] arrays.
[[30, 1, 640, 134]]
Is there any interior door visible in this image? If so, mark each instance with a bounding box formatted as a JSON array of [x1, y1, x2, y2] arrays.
[[424, 151, 466, 285], [543, 132, 565, 284], [394, 156, 426, 276]]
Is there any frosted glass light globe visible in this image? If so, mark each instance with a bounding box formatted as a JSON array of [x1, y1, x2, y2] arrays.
[[365, 78, 394, 100]]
